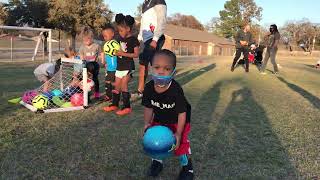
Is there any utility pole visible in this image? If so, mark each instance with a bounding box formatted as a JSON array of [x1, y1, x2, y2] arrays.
[[311, 26, 317, 54]]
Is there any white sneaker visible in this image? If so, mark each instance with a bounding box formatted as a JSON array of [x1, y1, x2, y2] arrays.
[[260, 72, 267, 75]]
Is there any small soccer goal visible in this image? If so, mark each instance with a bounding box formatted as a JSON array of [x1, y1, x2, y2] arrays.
[[0, 25, 53, 62], [20, 58, 92, 113]]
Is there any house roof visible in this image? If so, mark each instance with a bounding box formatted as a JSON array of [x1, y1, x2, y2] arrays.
[[311, 23, 320, 27], [164, 24, 234, 46]]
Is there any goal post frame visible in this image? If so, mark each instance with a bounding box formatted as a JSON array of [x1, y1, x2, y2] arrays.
[[60, 57, 89, 107], [0, 25, 53, 62], [19, 57, 90, 113]]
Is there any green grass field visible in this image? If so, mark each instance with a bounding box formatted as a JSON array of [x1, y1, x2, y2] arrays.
[[0, 56, 319, 179]]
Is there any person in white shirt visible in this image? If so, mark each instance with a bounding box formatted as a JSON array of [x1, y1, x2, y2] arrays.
[[133, 0, 167, 98]]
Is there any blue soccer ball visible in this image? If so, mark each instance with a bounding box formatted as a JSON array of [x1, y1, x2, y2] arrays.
[[143, 125, 176, 160], [51, 89, 63, 97], [42, 91, 54, 100]]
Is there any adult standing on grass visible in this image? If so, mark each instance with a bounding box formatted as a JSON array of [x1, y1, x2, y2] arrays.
[[231, 23, 254, 73], [260, 24, 281, 75], [132, 0, 167, 99]]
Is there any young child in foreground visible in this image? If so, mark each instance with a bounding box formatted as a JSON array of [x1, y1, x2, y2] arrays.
[[141, 49, 194, 179]]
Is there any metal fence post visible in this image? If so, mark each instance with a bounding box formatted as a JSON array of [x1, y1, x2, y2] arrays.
[[48, 30, 52, 62], [10, 35, 13, 61]]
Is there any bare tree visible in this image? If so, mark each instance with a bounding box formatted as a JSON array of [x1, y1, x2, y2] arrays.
[[282, 19, 320, 52], [206, 17, 219, 32], [168, 13, 205, 31]]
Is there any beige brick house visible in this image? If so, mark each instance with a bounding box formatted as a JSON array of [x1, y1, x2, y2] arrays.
[[162, 24, 235, 56]]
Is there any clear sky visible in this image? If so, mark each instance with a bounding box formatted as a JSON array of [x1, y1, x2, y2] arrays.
[[1, 0, 319, 27], [105, 0, 320, 27]]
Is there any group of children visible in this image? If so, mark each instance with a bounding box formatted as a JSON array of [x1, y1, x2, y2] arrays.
[[32, 0, 194, 178], [102, 14, 140, 115]]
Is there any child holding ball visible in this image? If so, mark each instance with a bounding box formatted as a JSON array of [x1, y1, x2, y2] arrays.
[[103, 14, 139, 116], [101, 24, 118, 102], [142, 49, 194, 179]]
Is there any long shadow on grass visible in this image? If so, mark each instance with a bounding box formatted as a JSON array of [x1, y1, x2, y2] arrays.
[[193, 83, 298, 179], [277, 77, 320, 109], [304, 64, 316, 69], [284, 63, 320, 74], [191, 80, 224, 164], [191, 79, 239, 178], [176, 64, 216, 86]]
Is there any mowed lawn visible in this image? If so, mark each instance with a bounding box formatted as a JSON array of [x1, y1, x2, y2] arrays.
[[0, 56, 319, 179]]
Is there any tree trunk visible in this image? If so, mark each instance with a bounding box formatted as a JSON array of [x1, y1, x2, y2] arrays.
[[71, 31, 77, 50], [43, 32, 48, 55], [44, 37, 48, 55], [58, 30, 60, 51]]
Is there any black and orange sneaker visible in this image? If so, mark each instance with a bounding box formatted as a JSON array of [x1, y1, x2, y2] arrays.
[[115, 108, 132, 116], [103, 105, 118, 112]]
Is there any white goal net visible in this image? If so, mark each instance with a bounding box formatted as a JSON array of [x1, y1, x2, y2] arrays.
[[0, 25, 53, 62], [20, 58, 91, 113]]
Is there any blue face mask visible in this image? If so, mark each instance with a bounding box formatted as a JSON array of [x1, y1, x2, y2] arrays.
[[152, 69, 176, 87]]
